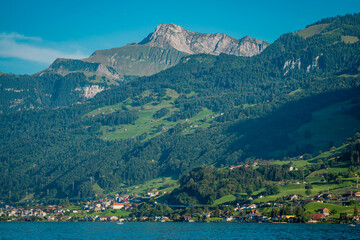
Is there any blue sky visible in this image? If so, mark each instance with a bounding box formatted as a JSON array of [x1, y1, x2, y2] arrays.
[[1, 0, 359, 74]]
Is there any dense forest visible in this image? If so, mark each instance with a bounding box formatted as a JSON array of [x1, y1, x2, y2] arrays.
[[167, 164, 304, 205], [0, 13, 360, 202]]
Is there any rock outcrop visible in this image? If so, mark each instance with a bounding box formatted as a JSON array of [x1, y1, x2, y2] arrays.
[[140, 23, 269, 57]]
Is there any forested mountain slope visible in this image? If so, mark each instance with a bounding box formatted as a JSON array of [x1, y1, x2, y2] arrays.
[[0, 24, 268, 114], [0, 13, 360, 202]]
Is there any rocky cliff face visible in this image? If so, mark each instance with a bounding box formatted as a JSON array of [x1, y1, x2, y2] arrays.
[[140, 23, 269, 57], [41, 24, 269, 83]]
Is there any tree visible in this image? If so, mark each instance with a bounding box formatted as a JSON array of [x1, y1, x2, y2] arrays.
[[265, 184, 280, 195], [305, 189, 311, 195], [171, 213, 181, 221], [213, 207, 220, 218], [354, 206, 358, 216]]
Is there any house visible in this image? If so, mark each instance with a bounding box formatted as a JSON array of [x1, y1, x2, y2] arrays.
[[249, 204, 257, 209], [140, 216, 149, 221], [98, 216, 110, 221], [322, 194, 333, 199], [318, 208, 330, 217], [310, 213, 326, 221], [288, 195, 299, 201], [147, 192, 156, 197], [251, 209, 259, 214], [110, 216, 119, 221], [112, 203, 125, 209], [183, 216, 191, 222], [223, 216, 235, 222]]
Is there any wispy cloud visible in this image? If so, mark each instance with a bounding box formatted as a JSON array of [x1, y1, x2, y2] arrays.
[[0, 32, 42, 41], [0, 32, 88, 64]]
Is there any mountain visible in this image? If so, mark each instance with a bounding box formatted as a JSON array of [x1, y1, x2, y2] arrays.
[[0, 13, 360, 202], [139, 23, 268, 56], [0, 24, 268, 114], [41, 23, 269, 81]]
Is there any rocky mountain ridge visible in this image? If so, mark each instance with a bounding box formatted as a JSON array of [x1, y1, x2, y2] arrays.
[[140, 23, 268, 56], [41, 24, 269, 82]]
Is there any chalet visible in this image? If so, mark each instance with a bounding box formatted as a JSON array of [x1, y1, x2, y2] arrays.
[[288, 195, 299, 201], [112, 202, 125, 209], [310, 213, 326, 221], [110, 216, 119, 221], [318, 208, 330, 217]]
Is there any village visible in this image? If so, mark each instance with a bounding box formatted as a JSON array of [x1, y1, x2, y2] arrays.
[[1, 190, 360, 224]]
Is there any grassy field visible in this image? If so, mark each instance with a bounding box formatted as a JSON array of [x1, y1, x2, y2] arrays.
[[213, 195, 236, 205], [85, 88, 219, 141], [296, 24, 329, 39], [253, 181, 353, 203], [341, 35, 359, 44], [118, 177, 178, 196], [92, 183, 105, 197], [271, 159, 312, 168], [288, 88, 303, 96], [304, 202, 355, 218]]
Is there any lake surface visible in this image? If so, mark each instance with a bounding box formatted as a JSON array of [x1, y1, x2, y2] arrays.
[[0, 222, 359, 240]]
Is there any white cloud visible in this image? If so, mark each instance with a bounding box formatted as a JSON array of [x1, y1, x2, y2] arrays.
[[0, 33, 88, 64], [0, 32, 42, 41]]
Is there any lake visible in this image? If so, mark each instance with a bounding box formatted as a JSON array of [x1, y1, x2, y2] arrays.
[[0, 222, 359, 239]]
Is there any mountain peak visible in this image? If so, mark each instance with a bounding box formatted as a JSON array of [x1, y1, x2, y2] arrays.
[[154, 23, 185, 33], [140, 24, 269, 56]]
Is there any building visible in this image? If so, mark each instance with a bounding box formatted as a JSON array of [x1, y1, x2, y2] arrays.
[[310, 213, 326, 222], [318, 208, 330, 217], [112, 203, 125, 210]]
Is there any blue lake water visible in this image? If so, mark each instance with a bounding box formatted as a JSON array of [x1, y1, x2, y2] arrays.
[[0, 222, 359, 240]]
